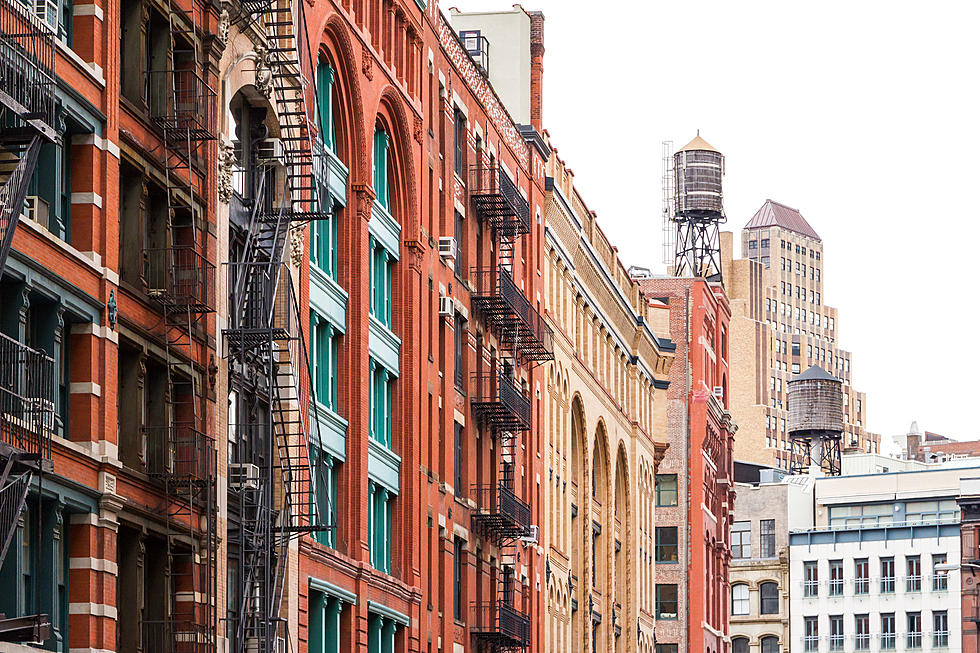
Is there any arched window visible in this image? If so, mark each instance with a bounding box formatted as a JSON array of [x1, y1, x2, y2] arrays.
[[731, 584, 749, 615], [761, 636, 779, 653], [732, 638, 749, 653], [316, 57, 337, 152], [760, 582, 779, 615]]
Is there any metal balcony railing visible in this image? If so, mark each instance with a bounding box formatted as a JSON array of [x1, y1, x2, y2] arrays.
[[144, 246, 216, 313], [470, 266, 553, 362], [0, 0, 56, 138], [0, 332, 53, 461], [148, 68, 217, 142], [470, 368, 531, 432], [471, 483, 531, 541], [145, 424, 216, 485], [469, 164, 529, 234], [225, 261, 291, 348], [470, 600, 530, 649]]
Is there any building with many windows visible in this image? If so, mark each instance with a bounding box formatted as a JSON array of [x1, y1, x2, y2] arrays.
[[639, 275, 737, 653], [541, 151, 674, 653], [789, 460, 971, 653], [721, 200, 879, 469]]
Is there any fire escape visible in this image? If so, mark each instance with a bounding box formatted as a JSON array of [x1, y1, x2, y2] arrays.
[[223, 0, 328, 651], [0, 0, 57, 642], [140, 0, 218, 649], [469, 163, 552, 652]]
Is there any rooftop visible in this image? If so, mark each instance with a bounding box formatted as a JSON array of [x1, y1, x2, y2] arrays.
[[744, 199, 821, 241], [677, 131, 719, 153]]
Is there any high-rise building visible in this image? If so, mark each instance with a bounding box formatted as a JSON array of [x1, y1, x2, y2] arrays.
[[542, 151, 674, 653], [639, 275, 736, 653], [722, 200, 880, 469]]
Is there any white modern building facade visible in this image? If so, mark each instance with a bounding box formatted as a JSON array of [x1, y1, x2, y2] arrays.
[[789, 461, 980, 653]]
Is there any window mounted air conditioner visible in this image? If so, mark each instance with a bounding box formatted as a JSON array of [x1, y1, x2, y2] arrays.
[[439, 296, 455, 317], [26, 397, 55, 432], [712, 386, 724, 400], [24, 196, 49, 229], [230, 462, 260, 491], [519, 524, 539, 545], [438, 236, 458, 261], [256, 138, 285, 162]]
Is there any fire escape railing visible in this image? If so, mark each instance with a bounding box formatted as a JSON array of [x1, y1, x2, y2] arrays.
[[470, 266, 554, 362], [469, 163, 530, 233], [470, 368, 531, 432], [470, 600, 532, 649], [148, 68, 218, 143], [0, 0, 57, 137], [0, 332, 54, 459], [144, 246, 217, 313], [470, 483, 531, 541]]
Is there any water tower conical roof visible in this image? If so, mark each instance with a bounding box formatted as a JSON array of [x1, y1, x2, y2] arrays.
[[678, 132, 719, 153]]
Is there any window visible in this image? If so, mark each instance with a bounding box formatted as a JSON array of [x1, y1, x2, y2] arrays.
[[368, 483, 392, 572], [308, 590, 343, 653], [732, 638, 749, 653], [731, 584, 749, 615], [310, 313, 340, 411], [373, 127, 391, 210], [453, 108, 466, 177], [933, 553, 949, 591], [761, 238, 770, 248], [454, 313, 465, 389], [933, 610, 948, 648], [855, 614, 870, 650], [29, 119, 82, 244], [906, 611, 922, 649], [655, 646, 678, 653], [803, 561, 818, 597], [881, 557, 896, 593], [804, 616, 818, 651], [454, 209, 464, 277], [905, 499, 959, 525], [453, 537, 465, 622], [760, 581, 779, 615], [655, 474, 678, 506], [761, 256, 769, 267], [829, 614, 844, 651], [454, 422, 464, 494], [655, 527, 678, 563], [854, 558, 869, 594], [881, 613, 896, 649], [760, 519, 776, 557], [316, 59, 337, 152], [829, 559, 843, 596], [829, 502, 893, 528], [312, 206, 340, 280], [369, 237, 393, 327], [748, 239, 758, 250], [731, 521, 751, 559], [760, 636, 779, 653], [906, 555, 921, 592], [655, 584, 678, 620], [369, 358, 393, 448]]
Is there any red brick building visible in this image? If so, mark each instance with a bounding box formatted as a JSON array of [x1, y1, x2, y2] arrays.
[[298, 2, 551, 652], [639, 277, 736, 653]]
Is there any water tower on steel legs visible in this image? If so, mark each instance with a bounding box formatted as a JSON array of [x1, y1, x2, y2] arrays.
[[788, 365, 845, 476], [668, 132, 727, 283]]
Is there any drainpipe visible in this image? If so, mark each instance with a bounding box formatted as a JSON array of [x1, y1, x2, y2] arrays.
[[684, 286, 692, 651]]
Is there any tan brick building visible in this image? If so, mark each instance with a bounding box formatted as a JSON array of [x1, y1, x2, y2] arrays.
[[542, 152, 674, 653], [722, 200, 879, 469]]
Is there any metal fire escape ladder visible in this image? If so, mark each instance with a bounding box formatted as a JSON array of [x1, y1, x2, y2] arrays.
[[141, 0, 218, 649]]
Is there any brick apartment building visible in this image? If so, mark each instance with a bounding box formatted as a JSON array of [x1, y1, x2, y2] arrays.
[[640, 276, 737, 653], [541, 151, 674, 653], [721, 200, 879, 469], [899, 421, 980, 462]]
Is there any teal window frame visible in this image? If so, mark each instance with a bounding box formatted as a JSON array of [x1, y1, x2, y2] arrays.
[[372, 127, 390, 211], [368, 237, 392, 327], [308, 590, 342, 653], [368, 481, 392, 573], [29, 123, 76, 243], [316, 59, 337, 153], [367, 612, 398, 653], [310, 447, 338, 548], [312, 205, 340, 281], [655, 473, 678, 507], [368, 357, 392, 448], [310, 312, 340, 411]]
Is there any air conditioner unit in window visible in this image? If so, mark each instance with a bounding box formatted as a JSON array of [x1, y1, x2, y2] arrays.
[[256, 138, 284, 162], [24, 195, 49, 228], [439, 296, 455, 317], [712, 386, 724, 400], [229, 462, 260, 491], [519, 524, 539, 545], [26, 397, 55, 432], [438, 236, 457, 260]]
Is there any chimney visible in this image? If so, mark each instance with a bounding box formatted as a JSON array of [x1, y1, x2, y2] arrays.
[[529, 11, 545, 131]]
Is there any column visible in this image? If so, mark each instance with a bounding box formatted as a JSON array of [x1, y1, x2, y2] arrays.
[[309, 592, 327, 653], [368, 480, 376, 568], [324, 323, 335, 409], [368, 359, 377, 441], [326, 597, 342, 653], [381, 618, 396, 653], [368, 613, 382, 653], [381, 369, 391, 447], [380, 488, 390, 573]]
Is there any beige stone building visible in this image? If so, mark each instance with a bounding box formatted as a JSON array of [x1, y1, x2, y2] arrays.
[[722, 200, 879, 469], [542, 153, 674, 653], [730, 474, 815, 653]]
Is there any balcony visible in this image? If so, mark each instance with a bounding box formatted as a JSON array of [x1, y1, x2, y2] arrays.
[[225, 261, 291, 350], [144, 246, 216, 313], [470, 600, 530, 650], [469, 164, 529, 234], [148, 68, 217, 143], [0, 0, 56, 139], [470, 266, 553, 363], [470, 367, 531, 432], [145, 424, 216, 486], [471, 483, 531, 542], [0, 332, 53, 466]]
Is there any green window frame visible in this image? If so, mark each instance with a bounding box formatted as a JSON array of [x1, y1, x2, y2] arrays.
[[655, 474, 678, 507], [310, 448, 339, 548], [655, 526, 678, 563], [316, 59, 337, 152], [368, 358, 393, 448], [655, 583, 678, 620], [310, 313, 340, 411], [312, 207, 339, 281], [368, 238, 392, 327], [372, 127, 390, 211], [308, 590, 342, 653], [368, 481, 392, 573], [28, 123, 76, 243]]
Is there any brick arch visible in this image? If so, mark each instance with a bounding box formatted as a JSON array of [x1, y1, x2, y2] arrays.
[[315, 14, 365, 183], [374, 86, 418, 240]]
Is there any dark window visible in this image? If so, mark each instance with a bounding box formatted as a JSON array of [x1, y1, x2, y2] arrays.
[[760, 581, 779, 614], [453, 537, 464, 622], [760, 519, 775, 557], [454, 314, 464, 389], [830, 614, 844, 651], [454, 422, 464, 494], [804, 616, 818, 651], [655, 646, 678, 653], [454, 210, 464, 277], [655, 527, 678, 563], [881, 612, 896, 649], [655, 584, 678, 620], [906, 612, 921, 649], [733, 638, 749, 653], [906, 555, 921, 592], [748, 240, 758, 250], [855, 614, 870, 650], [731, 521, 750, 559], [761, 636, 779, 653], [453, 109, 466, 177], [934, 611, 948, 648], [803, 561, 818, 597], [829, 559, 844, 596], [656, 474, 677, 506], [855, 558, 869, 594]]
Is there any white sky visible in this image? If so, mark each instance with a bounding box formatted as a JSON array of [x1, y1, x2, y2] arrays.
[[446, 0, 980, 445]]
